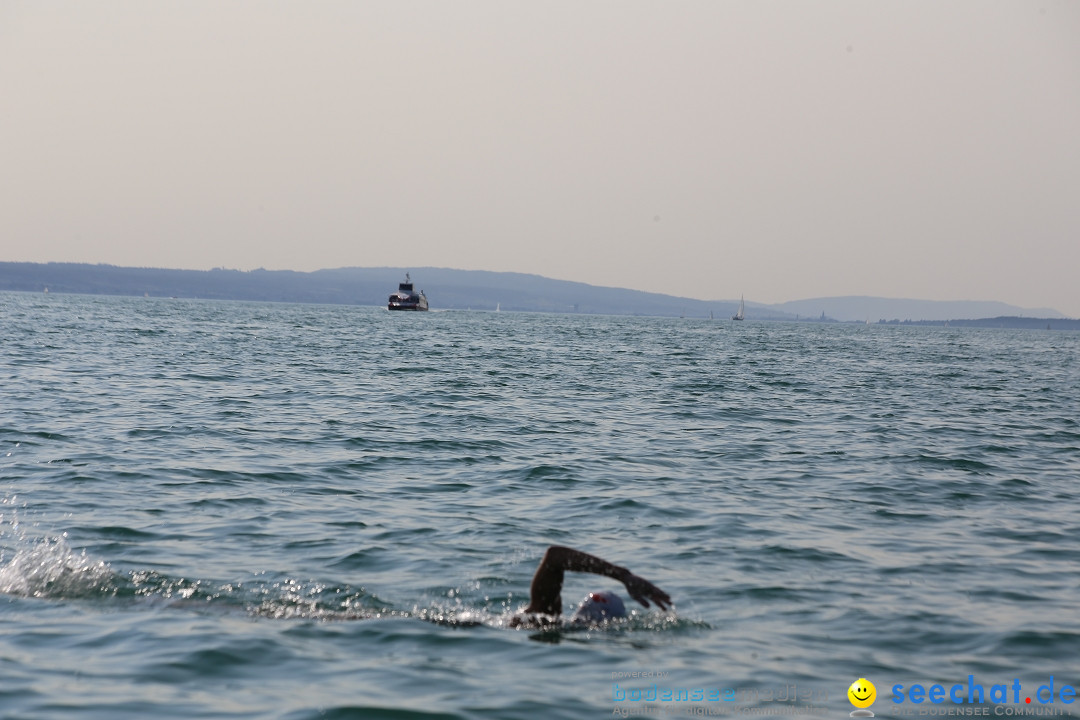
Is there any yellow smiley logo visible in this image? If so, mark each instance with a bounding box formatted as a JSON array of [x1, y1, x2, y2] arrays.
[[848, 678, 876, 709]]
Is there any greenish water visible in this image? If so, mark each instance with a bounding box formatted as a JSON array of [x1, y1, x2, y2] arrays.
[[2, 292, 1078, 719]]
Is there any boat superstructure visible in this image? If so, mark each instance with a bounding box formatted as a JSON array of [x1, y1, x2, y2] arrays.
[[388, 273, 429, 311]]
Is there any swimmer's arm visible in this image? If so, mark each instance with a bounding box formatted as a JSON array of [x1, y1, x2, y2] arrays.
[[523, 546, 672, 616]]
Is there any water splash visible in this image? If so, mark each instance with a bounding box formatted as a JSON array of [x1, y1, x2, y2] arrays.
[[0, 507, 118, 600], [244, 576, 392, 620], [0, 498, 692, 633]]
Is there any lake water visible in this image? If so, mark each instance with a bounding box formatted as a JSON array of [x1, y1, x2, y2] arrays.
[[1, 292, 1078, 719]]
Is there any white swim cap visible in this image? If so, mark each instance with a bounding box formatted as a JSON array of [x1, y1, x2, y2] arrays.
[[571, 591, 627, 623]]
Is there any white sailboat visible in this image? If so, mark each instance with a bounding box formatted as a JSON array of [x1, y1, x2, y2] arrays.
[[732, 295, 745, 321]]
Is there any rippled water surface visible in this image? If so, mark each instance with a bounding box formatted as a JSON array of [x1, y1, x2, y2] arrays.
[[2, 292, 1078, 719]]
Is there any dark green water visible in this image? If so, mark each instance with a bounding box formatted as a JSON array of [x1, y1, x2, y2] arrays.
[[1, 292, 1078, 719]]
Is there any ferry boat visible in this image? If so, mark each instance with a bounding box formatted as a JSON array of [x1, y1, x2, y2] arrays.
[[388, 273, 429, 311]]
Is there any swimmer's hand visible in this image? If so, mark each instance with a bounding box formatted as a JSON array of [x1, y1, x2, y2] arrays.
[[621, 572, 672, 612]]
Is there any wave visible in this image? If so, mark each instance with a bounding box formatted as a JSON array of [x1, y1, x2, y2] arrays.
[[0, 506, 690, 636], [0, 533, 119, 600]]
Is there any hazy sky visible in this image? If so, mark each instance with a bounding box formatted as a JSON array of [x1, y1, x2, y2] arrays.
[[2, 1, 1079, 315]]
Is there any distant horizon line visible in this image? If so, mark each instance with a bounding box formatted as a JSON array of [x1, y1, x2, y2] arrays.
[[2, 259, 1070, 318]]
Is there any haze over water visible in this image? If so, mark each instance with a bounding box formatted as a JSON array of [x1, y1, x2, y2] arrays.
[[2, 292, 1078, 719]]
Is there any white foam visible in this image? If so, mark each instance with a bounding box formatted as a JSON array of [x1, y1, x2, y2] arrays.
[[0, 510, 115, 599]]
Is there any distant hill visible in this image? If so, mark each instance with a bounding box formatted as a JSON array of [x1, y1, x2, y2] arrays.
[[0, 262, 1071, 324], [873, 316, 1080, 331], [0, 262, 774, 319], [774, 296, 1066, 322]]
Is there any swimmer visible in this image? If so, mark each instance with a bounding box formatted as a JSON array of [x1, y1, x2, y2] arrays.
[[509, 545, 671, 628]]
